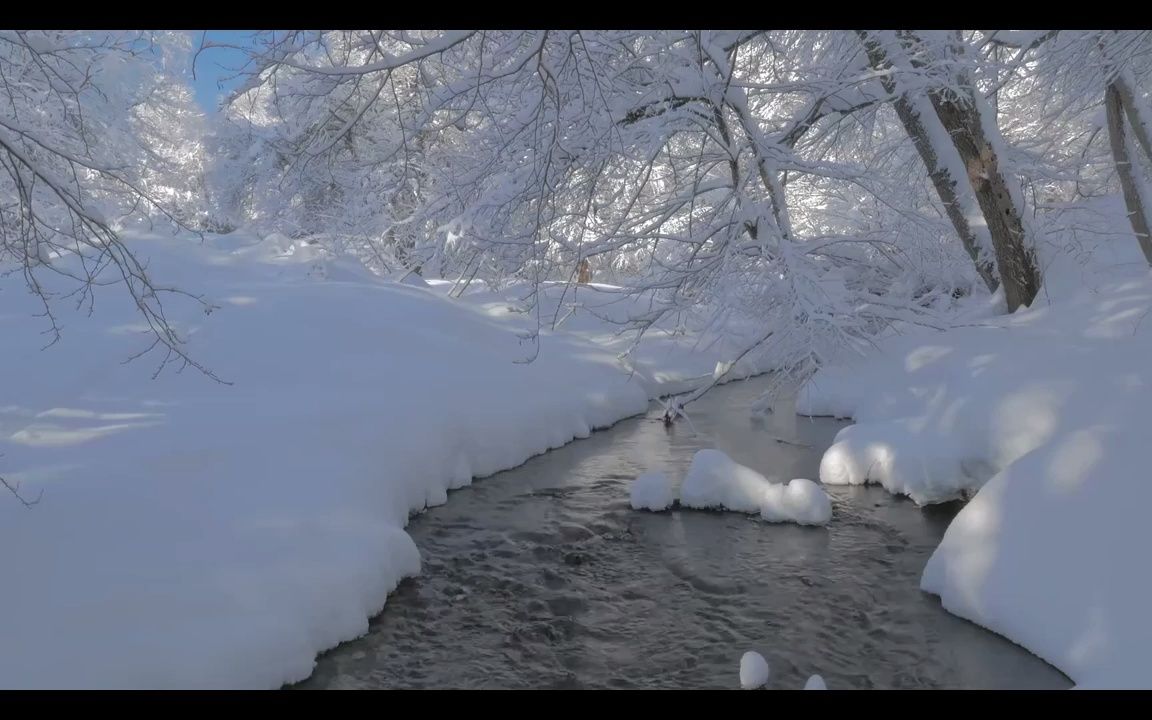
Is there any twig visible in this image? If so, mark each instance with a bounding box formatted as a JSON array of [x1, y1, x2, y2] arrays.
[[1, 474, 42, 508]]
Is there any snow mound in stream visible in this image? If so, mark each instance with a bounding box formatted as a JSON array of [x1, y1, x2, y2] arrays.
[[761, 478, 833, 526], [740, 651, 771, 689], [680, 449, 832, 526], [681, 449, 769, 513], [629, 471, 676, 511]]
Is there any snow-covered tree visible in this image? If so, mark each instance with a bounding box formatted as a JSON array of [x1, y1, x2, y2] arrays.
[[211, 29, 1152, 391], [0, 30, 216, 376]]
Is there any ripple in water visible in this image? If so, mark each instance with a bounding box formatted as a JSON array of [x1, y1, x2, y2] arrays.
[[297, 376, 1071, 690]]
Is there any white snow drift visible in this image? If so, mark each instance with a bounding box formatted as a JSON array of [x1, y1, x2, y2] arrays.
[[0, 230, 762, 689], [799, 268, 1152, 688]]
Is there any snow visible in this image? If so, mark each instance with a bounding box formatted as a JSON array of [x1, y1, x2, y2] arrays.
[[818, 420, 993, 505], [0, 230, 748, 690], [680, 449, 833, 526], [9, 215, 1146, 689], [681, 449, 771, 513], [11, 28, 1152, 693], [629, 471, 676, 511], [920, 426, 1151, 689], [798, 235, 1152, 687], [447, 280, 776, 398], [761, 478, 833, 527], [740, 651, 770, 689], [804, 674, 826, 690], [909, 89, 995, 267]]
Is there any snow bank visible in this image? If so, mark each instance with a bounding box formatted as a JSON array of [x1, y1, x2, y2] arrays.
[[799, 267, 1152, 688], [921, 426, 1152, 689], [629, 471, 676, 511], [818, 421, 994, 505], [0, 231, 680, 689], [680, 449, 832, 526]]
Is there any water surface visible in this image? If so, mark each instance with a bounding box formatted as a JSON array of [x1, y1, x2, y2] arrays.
[[301, 376, 1070, 690]]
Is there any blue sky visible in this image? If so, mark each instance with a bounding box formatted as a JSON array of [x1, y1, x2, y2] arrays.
[[190, 31, 261, 113]]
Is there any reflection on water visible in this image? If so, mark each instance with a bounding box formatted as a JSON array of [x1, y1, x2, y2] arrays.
[[299, 376, 1070, 690]]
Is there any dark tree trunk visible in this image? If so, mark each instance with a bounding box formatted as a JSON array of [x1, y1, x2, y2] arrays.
[[858, 31, 999, 294], [1106, 81, 1152, 264]]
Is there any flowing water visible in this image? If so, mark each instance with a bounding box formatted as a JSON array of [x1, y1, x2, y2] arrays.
[[299, 376, 1071, 690]]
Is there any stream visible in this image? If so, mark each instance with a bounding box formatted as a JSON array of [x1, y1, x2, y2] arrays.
[[299, 375, 1070, 690]]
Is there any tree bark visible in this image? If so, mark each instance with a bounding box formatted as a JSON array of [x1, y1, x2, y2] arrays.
[[1106, 81, 1152, 264], [858, 31, 999, 294], [893, 30, 1040, 311], [1113, 70, 1152, 163], [928, 93, 1038, 310]]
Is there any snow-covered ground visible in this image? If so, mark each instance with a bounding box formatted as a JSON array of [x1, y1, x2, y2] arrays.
[[431, 277, 775, 397], [8, 211, 1149, 689], [0, 231, 763, 689], [798, 222, 1152, 688]]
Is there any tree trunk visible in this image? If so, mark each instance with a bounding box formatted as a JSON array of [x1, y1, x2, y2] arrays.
[[577, 258, 591, 284], [1106, 81, 1152, 264], [894, 30, 1040, 311], [1116, 74, 1152, 162], [858, 31, 999, 294]]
